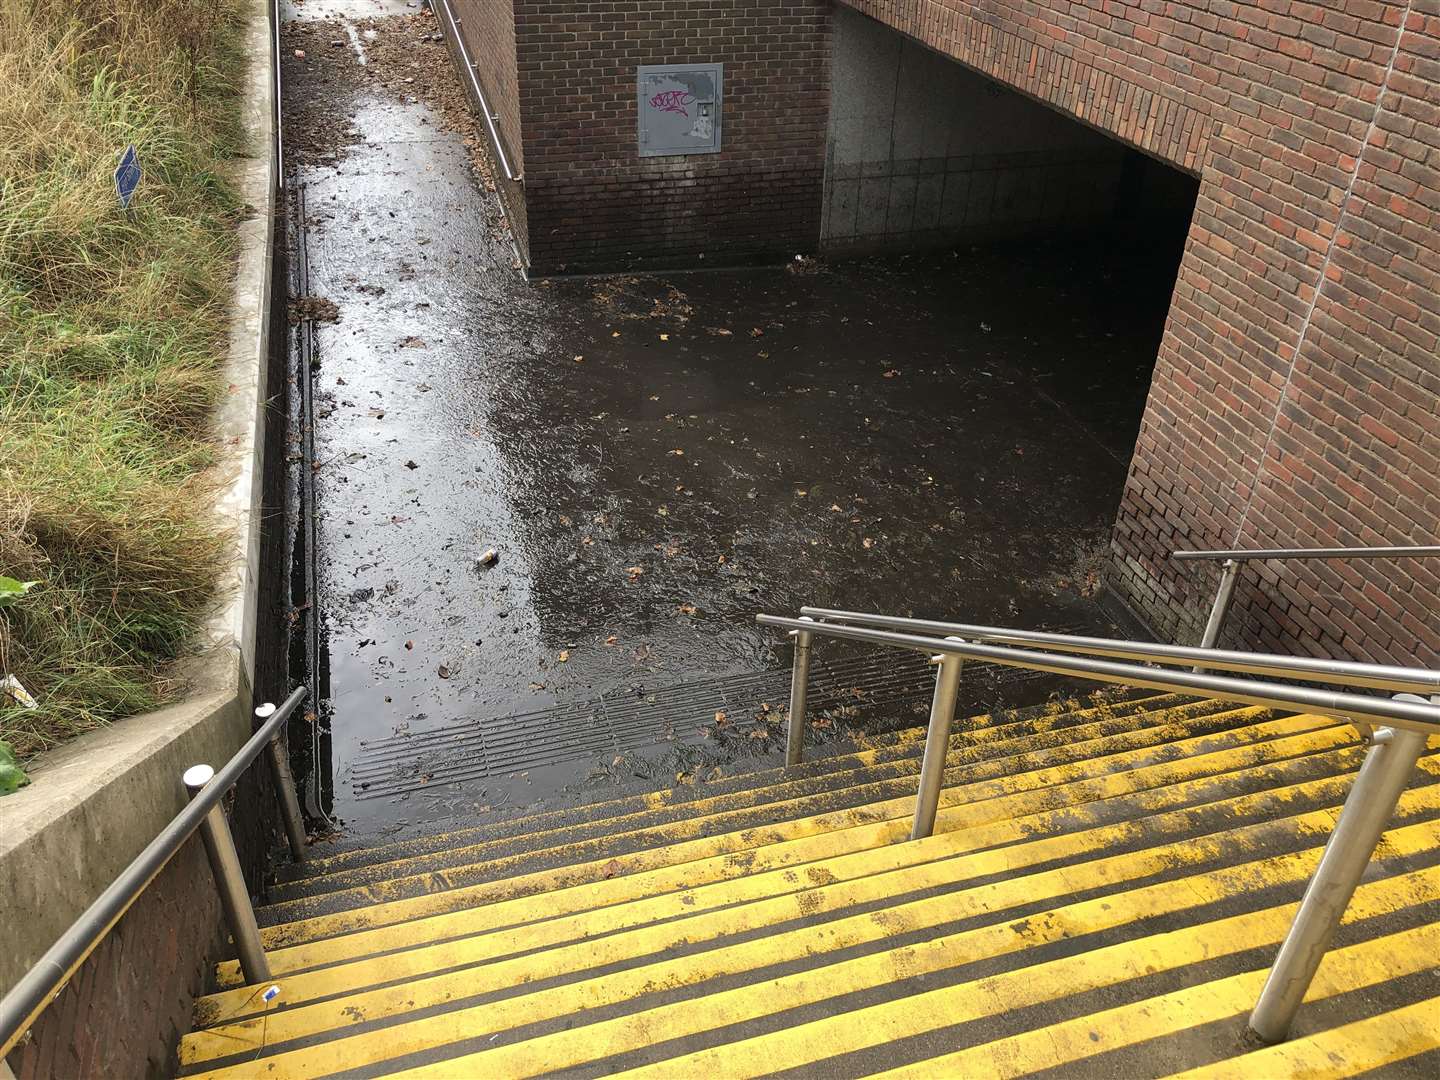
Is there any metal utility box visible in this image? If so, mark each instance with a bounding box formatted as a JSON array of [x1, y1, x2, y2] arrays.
[[637, 64, 723, 157]]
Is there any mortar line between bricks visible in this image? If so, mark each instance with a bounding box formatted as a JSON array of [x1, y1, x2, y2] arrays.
[[1230, 0, 1419, 549]]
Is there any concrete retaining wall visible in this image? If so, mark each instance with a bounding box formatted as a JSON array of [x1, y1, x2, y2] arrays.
[[1, 1, 283, 1075]]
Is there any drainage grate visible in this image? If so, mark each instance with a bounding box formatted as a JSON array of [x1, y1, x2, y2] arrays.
[[349, 650, 966, 799]]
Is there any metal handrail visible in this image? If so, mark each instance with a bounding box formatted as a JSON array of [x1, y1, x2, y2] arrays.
[[759, 615, 1440, 736], [798, 607, 1440, 695], [1171, 545, 1440, 653], [1173, 545, 1440, 562], [432, 0, 522, 182], [0, 686, 308, 1058], [763, 609, 1439, 1044]]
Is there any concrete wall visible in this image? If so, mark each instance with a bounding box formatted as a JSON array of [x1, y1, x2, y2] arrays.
[[843, 0, 1440, 668], [511, 0, 831, 274], [822, 6, 1127, 251]]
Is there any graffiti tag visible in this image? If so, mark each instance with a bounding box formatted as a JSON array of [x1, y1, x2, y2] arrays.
[[649, 89, 696, 117]]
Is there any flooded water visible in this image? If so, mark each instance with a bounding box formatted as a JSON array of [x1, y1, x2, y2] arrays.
[[281, 1, 1183, 838]]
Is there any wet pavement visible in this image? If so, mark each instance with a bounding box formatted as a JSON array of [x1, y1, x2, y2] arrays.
[[282, 1, 1184, 838]]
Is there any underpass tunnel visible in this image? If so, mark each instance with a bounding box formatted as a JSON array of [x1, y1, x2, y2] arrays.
[[823, 5, 1201, 503]]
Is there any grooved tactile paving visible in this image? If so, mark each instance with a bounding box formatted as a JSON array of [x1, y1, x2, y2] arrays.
[[351, 648, 1041, 798], [179, 695, 1440, 1079]]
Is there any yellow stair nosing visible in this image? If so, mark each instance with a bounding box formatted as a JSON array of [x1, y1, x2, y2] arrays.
[[242, 714, 1348, 968], [300, 693, 1189, 875], [1162, 995, 1440, 1080], [254, 709, 1334, 929], [376, 854, 1440, 1080], [234, 718, 1359, 980], [182, 787, 1440, 1060], [215, 739, 1385, 992], [280, 696, 1241, 896], [864, 921, 1440, 1079]]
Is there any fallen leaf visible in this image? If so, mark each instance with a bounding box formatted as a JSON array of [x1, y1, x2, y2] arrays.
[[604, 635, 618, 646], [657, 506, 669, 516], [529, 681, 546, 691], [715, 710, 727, 724], [626, 566, 645, 582], [659, 333, 669, 341], [668, 449, 684, 456], [863, 537, 876, 549], [677, 602, 698, 615], [581, 535, 595, 546], [557, 650, 569, 662], [748, 728, 767, 739], [750, 327, 764, 337], [437, 664, 452, 678], [883, 369, 900, 378], [830, 504, 843, 512], [574, 354, 584, 363]]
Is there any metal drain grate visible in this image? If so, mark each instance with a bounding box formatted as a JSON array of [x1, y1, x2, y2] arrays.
[[350, 651, 949, 799]]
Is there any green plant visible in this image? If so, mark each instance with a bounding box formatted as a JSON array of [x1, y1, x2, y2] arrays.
[[0, 0, 244, 760], [0, 740, 28, 795], [0, 576, 37, 607]]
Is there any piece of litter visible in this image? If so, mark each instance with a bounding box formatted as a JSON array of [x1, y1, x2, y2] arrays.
[[1, 675, 37, 710], [477, 548, 498, 566]]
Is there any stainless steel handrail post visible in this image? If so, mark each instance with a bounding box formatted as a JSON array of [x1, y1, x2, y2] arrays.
[[1194, 557, 1241, 671], [183, 765, 272, 985], [911, 639, 965, 840], [257, 703, 308, 862], [786, 616, 816, 766], [1247, 696, 1430, 1044]]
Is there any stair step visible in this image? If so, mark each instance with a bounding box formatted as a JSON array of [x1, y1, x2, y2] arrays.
[[1165, 995, 1440, 1079], [189, 773, 1440, 1047], [254, 709, 1344, 926], [177, 694, 1437, 1078], [216, 738, 1388, 990], [179, 827, 1440, 1077], [389, 862, 1439, 1080], [270, 694, 1221, 902], [284, 691, 1181, 880], [868, 924, 1440, 1079]]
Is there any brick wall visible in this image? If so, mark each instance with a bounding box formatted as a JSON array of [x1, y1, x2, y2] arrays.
[[448, 0, 530, 259], [844, 0, 1440, 668], [4, 773, 281, 1080], [512, 0, 832, 274]]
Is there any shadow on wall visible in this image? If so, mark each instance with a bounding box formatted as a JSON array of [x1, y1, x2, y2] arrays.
[[822, 6, 1198, 253]]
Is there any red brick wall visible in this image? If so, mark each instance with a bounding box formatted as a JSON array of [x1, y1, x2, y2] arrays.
[[844, 0, 1440, 668], [512, 0, 832, 274], [448, 0, 529, 258], [5, 776, 280, 1080]]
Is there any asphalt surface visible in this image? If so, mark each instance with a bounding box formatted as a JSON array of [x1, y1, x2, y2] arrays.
[[282, 0, 1188, 837]]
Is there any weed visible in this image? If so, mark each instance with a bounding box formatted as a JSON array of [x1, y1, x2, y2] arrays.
[[0, 0, 246, 759]]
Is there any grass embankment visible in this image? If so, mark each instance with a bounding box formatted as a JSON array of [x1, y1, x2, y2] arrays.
[[1, 0, 248, 764]]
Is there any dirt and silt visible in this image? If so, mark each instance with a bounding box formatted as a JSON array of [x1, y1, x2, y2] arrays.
[[281, 2, 1185, 839]]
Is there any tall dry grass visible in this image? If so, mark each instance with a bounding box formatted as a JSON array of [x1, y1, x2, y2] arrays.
[[1, 0, 247, 758]]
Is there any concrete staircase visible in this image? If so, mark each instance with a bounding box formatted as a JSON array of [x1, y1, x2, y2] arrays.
[[176, 694, 1440, 1078]]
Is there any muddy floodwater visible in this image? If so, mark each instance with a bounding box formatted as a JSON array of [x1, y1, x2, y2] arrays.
[[281, 2, 1183, 838]]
